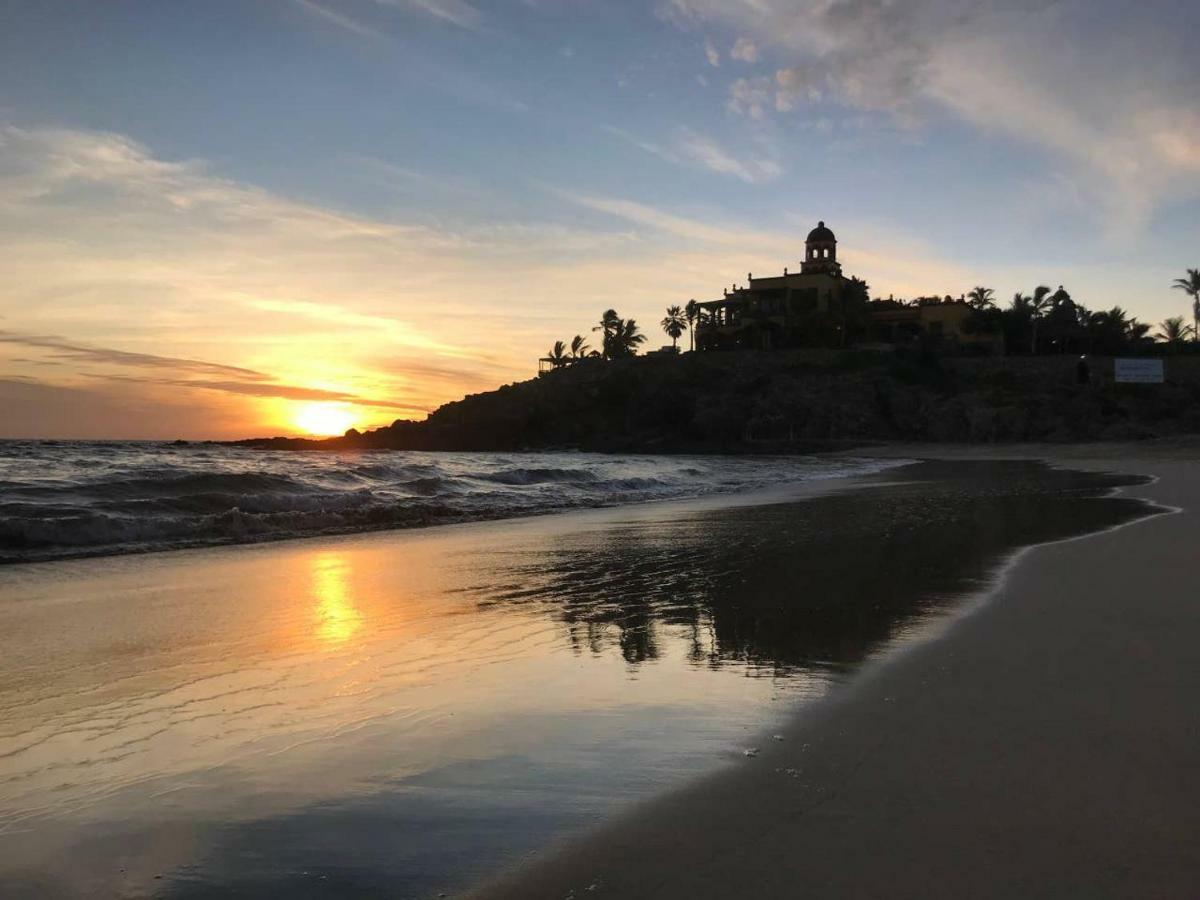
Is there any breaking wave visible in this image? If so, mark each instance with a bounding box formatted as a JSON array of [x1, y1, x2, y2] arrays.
[[0, 442, 906, 564]]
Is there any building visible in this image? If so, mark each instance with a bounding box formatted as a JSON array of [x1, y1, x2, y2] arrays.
[[865, 297, 1002, 353], [695, 222, 858, 352], [694, 221, 1003, 354]]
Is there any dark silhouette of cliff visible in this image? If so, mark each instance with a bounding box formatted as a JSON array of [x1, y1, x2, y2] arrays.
[[231, 350, 1200, 452]]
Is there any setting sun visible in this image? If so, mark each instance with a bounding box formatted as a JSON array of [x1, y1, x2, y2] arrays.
[[294, 402, 357, 437]]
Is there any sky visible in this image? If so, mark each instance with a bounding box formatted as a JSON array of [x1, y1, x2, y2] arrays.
[[1, 0, 1198, 439]]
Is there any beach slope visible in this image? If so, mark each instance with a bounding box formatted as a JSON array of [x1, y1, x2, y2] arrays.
[[472, 451, 1200, 899]]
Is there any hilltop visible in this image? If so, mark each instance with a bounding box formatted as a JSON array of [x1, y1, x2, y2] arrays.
[[232, 349, 1200, 453]]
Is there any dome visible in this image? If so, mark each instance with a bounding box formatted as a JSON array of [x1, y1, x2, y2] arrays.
[[806, 221, 836, 243]]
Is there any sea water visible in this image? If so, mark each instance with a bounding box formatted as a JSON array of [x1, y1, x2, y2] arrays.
[[0, 441, 900, 563]]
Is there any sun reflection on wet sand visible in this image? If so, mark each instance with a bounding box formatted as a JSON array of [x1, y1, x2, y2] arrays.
[[310, 552, 363, 647]]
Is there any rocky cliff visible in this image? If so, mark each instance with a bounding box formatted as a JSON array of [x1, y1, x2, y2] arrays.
[[233, 349, 1200, 452]]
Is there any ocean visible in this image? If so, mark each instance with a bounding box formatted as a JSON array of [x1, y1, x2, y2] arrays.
[[0, 441, 903, 563]]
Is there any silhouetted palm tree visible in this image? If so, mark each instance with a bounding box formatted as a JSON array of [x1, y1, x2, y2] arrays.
[[1029, 285, 1053, 354], [614, 318, 647, 357], [546, 340, 569, 368], [1172, 268, 1200, 343], [1157, 317, 1192, 351], [966, 286, 995, 310], [594, 309, 621, 359], [661, 305, 687, 349], [685, 299, 699, 352], [569, 334, 591, 359]]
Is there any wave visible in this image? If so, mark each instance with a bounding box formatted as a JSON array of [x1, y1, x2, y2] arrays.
[[0, 442, 907, 564]]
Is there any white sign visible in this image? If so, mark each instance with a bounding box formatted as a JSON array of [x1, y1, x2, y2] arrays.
[[1114, 358, 1164, 384]]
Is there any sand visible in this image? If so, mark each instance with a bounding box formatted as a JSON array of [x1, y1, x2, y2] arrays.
[[471, 443, 1200, 899]]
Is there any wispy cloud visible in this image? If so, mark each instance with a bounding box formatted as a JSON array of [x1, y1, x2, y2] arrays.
[[0, 331, 265, 379], [605, 126, 781, 183], [372, 0, 482, 30], [675, 129, 781, 183], [96, 373, 425, 412], [292, 0, 390, 42]]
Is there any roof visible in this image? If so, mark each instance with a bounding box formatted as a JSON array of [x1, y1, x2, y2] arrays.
[[806, 221, 836, 243]]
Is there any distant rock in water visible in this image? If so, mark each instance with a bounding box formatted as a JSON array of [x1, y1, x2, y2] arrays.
[[231, 350, 1200, 452]]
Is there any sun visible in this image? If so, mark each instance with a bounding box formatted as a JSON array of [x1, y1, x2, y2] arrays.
[[294, 402, 358, 437]]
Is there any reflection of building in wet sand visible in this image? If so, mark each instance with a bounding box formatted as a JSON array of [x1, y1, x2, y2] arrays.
[[475, 462, 1147, 675]]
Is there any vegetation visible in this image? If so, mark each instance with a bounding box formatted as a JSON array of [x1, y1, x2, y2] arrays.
[[569, 334, 592, 359], [544, 340, 569, 369], [661, 305, 687, 349], [685, 300, 700, 352], [966, 286, 995, 310], [960, 285, 1163, 356], [1172, 269, 1200, 344], [1157, 317, 1193, 352]]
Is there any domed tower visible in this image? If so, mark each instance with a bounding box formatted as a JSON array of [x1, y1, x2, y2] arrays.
[[801, 221, 839, 275]]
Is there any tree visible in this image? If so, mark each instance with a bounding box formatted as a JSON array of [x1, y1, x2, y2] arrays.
[[661, 305, 687, 349], [966, 286, 995, 310], [1029, 285, 1053, 354], [594, 309, 622, 359], [546, 340, 569, 369], [684, 299, 699, 352], [1172, 268, 1200, 343], [569, 334, 591, 359], [1086, 306, 1150, 355], [1156, 317, 1191, 352], [593, 310, 645, 359], [612, 318, 646, 357]]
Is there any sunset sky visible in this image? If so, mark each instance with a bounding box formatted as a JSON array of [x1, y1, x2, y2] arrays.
[[1, 0, 1198, 439]]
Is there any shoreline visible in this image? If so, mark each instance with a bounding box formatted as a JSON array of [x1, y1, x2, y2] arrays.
[[469, 444, 1200, 900], [0, 449, 1185, 897]]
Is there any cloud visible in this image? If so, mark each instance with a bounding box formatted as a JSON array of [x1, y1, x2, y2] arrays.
[[95, 374, 425, 412], [372, 0, 481, 30], [664, 0, 1200, 227], [604, 126, 782, 184], [292, 0, 389, 42], [674, 130, 781, 183], [730, 37, 758, 63], [0, 331, 266, 379], [726, 77, 773, 120], [704, 39, 721, 67]]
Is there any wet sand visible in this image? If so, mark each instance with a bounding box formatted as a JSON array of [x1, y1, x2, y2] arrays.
[[472, 444, 1200, 900], [0, 455, 1176, 898]]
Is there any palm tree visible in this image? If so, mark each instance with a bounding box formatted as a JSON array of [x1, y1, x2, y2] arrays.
[[684, 299, 699, 352], [966, 286, 995, 310], [1029, 285, 1052, 354], [594, 309, 621, 359], [546, 340, 569, 369], [661, 305, 687, 350], [1156, 314, 1195, 348], [1172, 268, 1200, 343], [613, 318, 646, 357], [1158, 317, 1194, 351], [569, 334, 591, 359]]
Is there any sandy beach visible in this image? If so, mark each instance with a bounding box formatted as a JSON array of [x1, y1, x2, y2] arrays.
[[472, 443, 1200, 900], [0, 447, 1192, 898]]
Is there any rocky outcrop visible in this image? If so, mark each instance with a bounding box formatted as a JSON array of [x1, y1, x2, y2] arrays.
[[231, 350, 1200, 452]]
